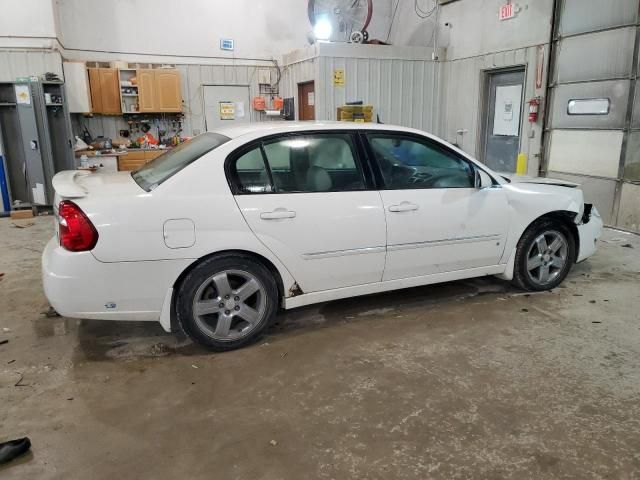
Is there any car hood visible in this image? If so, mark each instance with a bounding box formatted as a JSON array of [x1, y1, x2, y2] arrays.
[[500, 174, 579, 188]]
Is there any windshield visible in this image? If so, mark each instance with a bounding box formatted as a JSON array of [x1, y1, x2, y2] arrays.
[[132, 132, 230, 191]]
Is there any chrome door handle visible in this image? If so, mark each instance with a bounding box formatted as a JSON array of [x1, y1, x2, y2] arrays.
[[260, 209, 296, 220], [388, 202, 419, 212]]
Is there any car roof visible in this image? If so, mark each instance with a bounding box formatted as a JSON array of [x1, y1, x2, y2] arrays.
[[212, 121, 423, 140]]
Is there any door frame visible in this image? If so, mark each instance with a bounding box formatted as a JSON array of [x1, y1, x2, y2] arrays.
[[202, 84, 251, 132], [477, 65, 527, 165], [297, 81, 315, 121]]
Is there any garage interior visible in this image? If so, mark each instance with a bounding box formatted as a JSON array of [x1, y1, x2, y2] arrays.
[[1, 0, 640, 478]]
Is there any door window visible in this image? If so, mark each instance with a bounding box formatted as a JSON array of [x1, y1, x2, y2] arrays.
[[263, 134, 365, 192], [367, 134, 474, 189], [229, 133, 366, 194]]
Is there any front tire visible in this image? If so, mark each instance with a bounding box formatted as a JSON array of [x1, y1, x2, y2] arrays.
[[512, 218, 576, 291], [176, 254, 278, 351]]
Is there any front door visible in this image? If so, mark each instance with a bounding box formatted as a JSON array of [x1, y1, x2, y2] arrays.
[[203, 85, 251, 132], [482, 69, 525, 173], [298, 82, 315, 120], [365, 132, 509, 281], [231, 132, 386, 293]]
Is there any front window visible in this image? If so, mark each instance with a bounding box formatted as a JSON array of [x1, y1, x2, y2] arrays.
[[367, 134, 474, 189], [132, 132, 230, 191]]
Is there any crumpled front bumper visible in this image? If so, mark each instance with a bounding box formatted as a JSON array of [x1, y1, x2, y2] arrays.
[[576, 205, 603, 263]]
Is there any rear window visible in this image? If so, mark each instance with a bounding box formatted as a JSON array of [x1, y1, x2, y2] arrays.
[[132, 132, 230, 191]]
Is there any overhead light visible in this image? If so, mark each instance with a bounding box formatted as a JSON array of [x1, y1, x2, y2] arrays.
[[313, 16, 332, 40]]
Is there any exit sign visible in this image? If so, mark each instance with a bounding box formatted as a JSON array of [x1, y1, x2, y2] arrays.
[[499, 3, 515, 20]]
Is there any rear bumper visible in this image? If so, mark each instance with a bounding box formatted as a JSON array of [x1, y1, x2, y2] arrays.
[[576, 206, 603, 263], [42, 238, 192, 322]]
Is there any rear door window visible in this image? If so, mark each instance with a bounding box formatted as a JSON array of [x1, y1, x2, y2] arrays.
[[262, 134, 365, 193], [228, 133, 367, 194]]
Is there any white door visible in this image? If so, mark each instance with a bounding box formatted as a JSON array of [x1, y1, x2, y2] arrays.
[[365, 133, 509, 281], [203, 85, 251, 131], [232, 132, 386, 293]]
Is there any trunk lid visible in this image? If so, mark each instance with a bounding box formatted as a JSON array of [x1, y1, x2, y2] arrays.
[[52, 170, 144, 200]]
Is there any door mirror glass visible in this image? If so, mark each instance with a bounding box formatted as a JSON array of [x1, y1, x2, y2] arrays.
[[475, 169, 493, 189]]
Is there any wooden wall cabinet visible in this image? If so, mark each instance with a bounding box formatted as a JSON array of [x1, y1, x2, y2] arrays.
[[155, 70, 182, 112], [88, 68, 121, 114], [137, 69, 157, 113], [137, 69, 182, 113]]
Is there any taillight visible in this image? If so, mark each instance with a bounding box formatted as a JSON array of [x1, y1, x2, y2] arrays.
[[58, 200, 99, 252]]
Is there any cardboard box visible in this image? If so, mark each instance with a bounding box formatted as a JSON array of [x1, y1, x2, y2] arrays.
[[10, 210, 34, 220]]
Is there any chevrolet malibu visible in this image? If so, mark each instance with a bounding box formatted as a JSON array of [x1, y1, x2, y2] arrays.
[[43, 122, 603, 351]]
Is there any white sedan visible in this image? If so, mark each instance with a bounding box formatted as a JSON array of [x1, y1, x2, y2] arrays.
[[43, 122, 603, 350]]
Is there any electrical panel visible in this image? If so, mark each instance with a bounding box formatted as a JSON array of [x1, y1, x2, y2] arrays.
[[258, 69, 272, 85]]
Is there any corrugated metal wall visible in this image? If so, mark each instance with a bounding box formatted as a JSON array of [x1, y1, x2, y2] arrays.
[[281, 52, 442, 133], [0, 50, 63, 82], [545, 0, 640, 230], [316, 56, 441, 131]]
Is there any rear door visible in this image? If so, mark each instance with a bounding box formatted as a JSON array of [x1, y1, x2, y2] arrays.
[[365, 132, 509, 281], [231, 132, 386, 293]]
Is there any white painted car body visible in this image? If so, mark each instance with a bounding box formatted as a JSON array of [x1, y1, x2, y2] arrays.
[[42, 122, 603, 332]]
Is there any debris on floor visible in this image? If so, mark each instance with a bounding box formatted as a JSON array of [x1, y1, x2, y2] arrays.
[[42, 306, 60, 318], [0, 437, 31, 465], [11, 221, 35, 229]]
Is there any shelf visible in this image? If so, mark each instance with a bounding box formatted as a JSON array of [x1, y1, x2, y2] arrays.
[[0, 102, 16, 107], [121, 94, 138, 97], [46, 103, 63, 107]]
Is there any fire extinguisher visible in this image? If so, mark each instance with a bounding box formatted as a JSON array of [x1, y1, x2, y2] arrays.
[[528, 96, 541, 123]]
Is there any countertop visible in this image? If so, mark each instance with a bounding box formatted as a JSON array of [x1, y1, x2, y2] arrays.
[[75, 148, 172, 157]]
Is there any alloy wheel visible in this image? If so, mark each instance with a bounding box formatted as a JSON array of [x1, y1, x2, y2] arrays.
[[525, 230, 569, 286], [192, 269, 267, 341]]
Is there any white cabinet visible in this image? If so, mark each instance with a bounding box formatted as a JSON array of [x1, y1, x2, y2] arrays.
[[62, 61, 91, 113]]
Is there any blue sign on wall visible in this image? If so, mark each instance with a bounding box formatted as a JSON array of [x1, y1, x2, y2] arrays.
[[220, 39, 234, 51]]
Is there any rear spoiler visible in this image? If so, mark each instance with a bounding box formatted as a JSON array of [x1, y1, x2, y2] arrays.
[[52, 170, 91, 198]]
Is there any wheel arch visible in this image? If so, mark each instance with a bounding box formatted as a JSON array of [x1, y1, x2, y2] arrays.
[[498, 209, 580, 282], [167, 249, 288, 333], [526, 210, 580, 258]]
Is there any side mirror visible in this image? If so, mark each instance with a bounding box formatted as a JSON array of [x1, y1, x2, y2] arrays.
[[474, 168, 493, 189]]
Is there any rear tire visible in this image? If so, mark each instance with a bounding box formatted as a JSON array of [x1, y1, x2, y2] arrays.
[[512, 218, 576, 292], [176, 254, 278, 351]]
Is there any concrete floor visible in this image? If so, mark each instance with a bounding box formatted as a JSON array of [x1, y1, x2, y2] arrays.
[[1, 216, 639, 479]]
